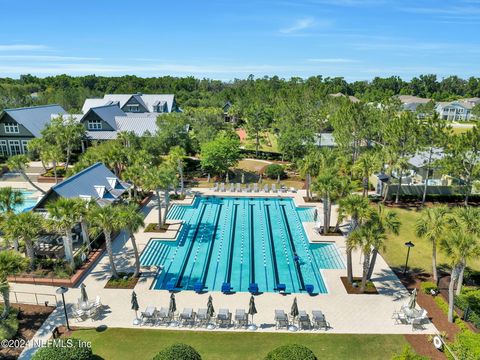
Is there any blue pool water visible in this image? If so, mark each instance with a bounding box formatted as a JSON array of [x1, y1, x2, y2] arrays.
[[140, 196, 344, 294], [0, 189, 39, 213]]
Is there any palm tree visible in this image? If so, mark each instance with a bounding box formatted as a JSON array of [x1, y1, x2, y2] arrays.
[[440, 230, 480, 322], [366, 205, 400, 280], [88, 205, 121, 279], [312, 172, 342, 235], [415, 205, 450, 283], [298, 149, 320, 201], [448, 207, 480, 295], [42, 144, 63, 183], [118, 203, 145, 278], [72, 198, 94, 253], [0, 187, 24, 214], [46, 198, 80, 269], [7, 155, 46, 194], [2, 212, 43, 269], [168, 146, 186, 196], [353, 150, 379, 197], [337, 194, 370, 283], [0, 251, 27, 319]]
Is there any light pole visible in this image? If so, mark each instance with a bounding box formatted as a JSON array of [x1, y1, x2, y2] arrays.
[[403, 241, 415, 275], [56, 286, 70, 331]]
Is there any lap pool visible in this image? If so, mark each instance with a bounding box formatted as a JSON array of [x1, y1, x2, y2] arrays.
[[140, 196, 344, 294]]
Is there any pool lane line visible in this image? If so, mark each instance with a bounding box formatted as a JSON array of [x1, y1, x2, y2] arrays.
[[224, 203, 239, 284], [264, 204, 281, 287], [249, 203, 255, 284], [175, 202, 209, 288], [200, 203, 224, 286], [279, 204, 306, 291]]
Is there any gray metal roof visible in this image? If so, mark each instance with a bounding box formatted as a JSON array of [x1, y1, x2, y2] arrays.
[[2, 105, 66, 137], [314, 133, 337, 147], [86, 131, 118, 140], [115, 115, 158, 136], [82, 94, 176, 113], [47, 162, 130, 206], [83, 104, 125, 129], [408, 149, 445, 168]]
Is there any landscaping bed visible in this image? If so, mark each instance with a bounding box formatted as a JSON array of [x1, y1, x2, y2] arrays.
[[341, 277, 378, 294], [0, 304, 55, 360], [104, 272, 140, 289], [144, 223, 171, 233]]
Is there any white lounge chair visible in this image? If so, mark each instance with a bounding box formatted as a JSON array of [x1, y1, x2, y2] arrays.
[[263, 184, 269, 192], [236, 183, 241, 192], [271, 184, 277, 193], [245, 184, 251, 193], [229, 183, 235, 192], [253, 183, 259, 192], [220, 183, 226, 192], [213, 182, 219, 192], [274, 310, 288, 330]]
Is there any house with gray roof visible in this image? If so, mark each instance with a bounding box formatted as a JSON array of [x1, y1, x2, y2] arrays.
[[435, 98, 479, 121], [82, 93, 178, 114], [0, 104, 66, 157], [34, 162, 130, 210]]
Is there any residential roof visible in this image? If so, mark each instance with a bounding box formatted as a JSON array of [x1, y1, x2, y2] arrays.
[[1, 105, 66, 137], [86, 131, 118, 140], [82, 94, 176, 113], [115, 115, 158, 136], [408, 149, 445, 168], [397, 95, 431, 104], [329, 93, 360, 103], [314, 132, 337, 147], [35, 162, 130, 208], [83, 104, 126, 129]]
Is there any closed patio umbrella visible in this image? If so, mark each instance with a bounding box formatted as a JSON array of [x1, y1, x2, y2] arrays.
[[248, 295, 257, 331], [226, 173, 230, 184], [408, 288, 417, 309], [131, 291, 140, 325], [207, 295, 215, 329], [169, 293, 177, 315], [289, 297, 299, 331], [80, 283, 88, 303]]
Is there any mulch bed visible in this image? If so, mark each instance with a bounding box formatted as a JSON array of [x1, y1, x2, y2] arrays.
[[104, 272, 140, 289], [340, 277, 378, 294], [144, 223, 171, 233], [0, 303, 55, 360]]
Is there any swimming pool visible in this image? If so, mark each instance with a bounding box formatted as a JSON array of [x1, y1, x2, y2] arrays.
[[141, 196, 344, 294], [0, 188, 39, 213]]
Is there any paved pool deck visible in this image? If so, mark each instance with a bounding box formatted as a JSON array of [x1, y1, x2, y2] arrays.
[[15, 187, 436, 358]]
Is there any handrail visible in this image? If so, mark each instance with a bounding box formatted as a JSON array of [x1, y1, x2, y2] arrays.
[[1, 290, 58, 307]]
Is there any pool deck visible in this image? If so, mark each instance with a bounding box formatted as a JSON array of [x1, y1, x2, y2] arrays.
[[15, 187, 437, 357]]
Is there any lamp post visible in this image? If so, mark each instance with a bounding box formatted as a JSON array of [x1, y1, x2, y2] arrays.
[[56, 286, 70, 331], [403, 241, 415, 275]]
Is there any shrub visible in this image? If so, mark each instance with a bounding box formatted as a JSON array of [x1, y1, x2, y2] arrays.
[[264, 164, 286, 180], [265, 344, 316, 360], [420, 281, 438, 295], [455, 287, 480, 329], [153, 343, 201, 360], [0, 307, 19, 340], [32, 338, 93, 360], [391, 345, 428, 360], [447, 331, 480, 360]]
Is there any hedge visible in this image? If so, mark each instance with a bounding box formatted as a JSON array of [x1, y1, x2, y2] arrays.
[[0, 307, 19, 340], [32, 338, 93, 360], [264, 164, 286, 180], [420, 282, 438, 295], [455, 288, 480, 329], [265, 344, 317, 360], [391, 345, 429, 360], [153, 343, 201, 360], [447, 331, 480, 360]]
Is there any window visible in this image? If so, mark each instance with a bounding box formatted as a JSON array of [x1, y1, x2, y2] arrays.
[[4, 123, 19, 133], [87, 120, 102, 130], [21, 140, 29, 154], [126, 104, 140, 112], [8, 140, 21, 155], [0, 140, 7, 156]]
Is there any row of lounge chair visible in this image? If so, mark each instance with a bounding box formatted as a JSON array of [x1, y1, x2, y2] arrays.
[[140, 306, 249, 328], [212, 182, 297, 194], [274, 309, 330, 330]]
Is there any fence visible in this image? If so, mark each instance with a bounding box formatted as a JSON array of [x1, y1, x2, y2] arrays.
[[1, 290, 58, 307]]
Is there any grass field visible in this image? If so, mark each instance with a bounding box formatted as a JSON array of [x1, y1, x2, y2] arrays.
[[73, 328, 408, 360], [240, 131, 279, 153], [381, 207, 480, 273]]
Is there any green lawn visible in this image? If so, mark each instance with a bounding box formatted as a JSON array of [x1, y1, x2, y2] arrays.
[[381, 207, 480, 273], [241, 131, 279, 153], [72, 328, 408, 360]]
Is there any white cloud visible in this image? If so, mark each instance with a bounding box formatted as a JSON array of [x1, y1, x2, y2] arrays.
[[279, 17, 316, 34], [0, 44, 48, 51], [0, 55, 101, 61], [307, 58, 358, 63]]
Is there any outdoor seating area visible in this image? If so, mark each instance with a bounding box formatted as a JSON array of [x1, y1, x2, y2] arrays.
[[275, 309, 330, 331], [212, 182, 296, 194], [72, 295, 103, 322], [392, 290, 430, 331]]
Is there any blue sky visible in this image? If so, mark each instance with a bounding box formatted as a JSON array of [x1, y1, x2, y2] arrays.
[[1, 0, 479, 80]]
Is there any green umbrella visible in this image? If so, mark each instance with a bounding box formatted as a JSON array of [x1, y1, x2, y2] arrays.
[[80, 283, 88, 303], [169, 292, 177, 316], [207, 295, 215, 318], [248, 296, 257, 323], [408, 288, 417, 310], [131, 291, 140, 325], [290, 297, 299, 321]]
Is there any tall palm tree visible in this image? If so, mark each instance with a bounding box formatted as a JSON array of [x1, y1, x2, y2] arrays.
[[46, 198, 80, 269], [7, 155, 46, 194], [42, 144, 63, 183], [0, 251, 27, 319], [72, 198, 94, 253], [353, 150, 379, 197], [366, 205, 400, 280], [440, 230, 480, 322], [298, 149, 320, 201], [448, 207, 480, 295], [2, 212, 43, 269], [168, 146, 186, 196], [337, 194, 370, 283], [88, 205, 121, 279], [118, 203, 145, 278], [0, 187, 24, 214], [415, 205, 450, 283], [312, 172, 342, 235]]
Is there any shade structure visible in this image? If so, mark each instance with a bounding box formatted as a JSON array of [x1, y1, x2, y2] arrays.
[[131, 291, 139, 311], [290, 297, 299, 319], [248, 295, 257, 318], [80, 283, 88, 303], [169, 293, 177, 315], [408, 288, 417, 309], [207, 295, 215, 318]]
